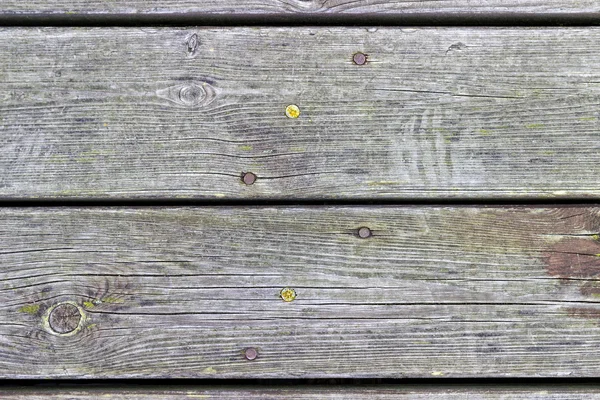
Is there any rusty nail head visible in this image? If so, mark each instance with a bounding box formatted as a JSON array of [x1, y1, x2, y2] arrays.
[[353, 52, 367, 65], [358, 227, 372, 238], [245, 347, 258, 360], [242, 172, 257, 185]]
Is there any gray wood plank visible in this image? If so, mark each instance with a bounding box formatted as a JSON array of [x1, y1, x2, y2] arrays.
[[3, 206, 600, 378], [0, 0, 596, 16], [5, 385, 600, 399], [2, 28, 600, 199]]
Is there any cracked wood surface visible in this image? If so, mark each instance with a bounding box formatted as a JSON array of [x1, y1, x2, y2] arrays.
[[1, 28, 600, 200], [0, 0, 597, 16], [5, 385, 600, 399], [4, 206, 600, 378]]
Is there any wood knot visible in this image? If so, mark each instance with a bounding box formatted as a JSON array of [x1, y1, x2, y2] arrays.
[[46, 303, 83, 335], [156, 82, 217, 108], [186, 33, 199, 56], [446, 42, 467, 54], [179, 85, 204, 106], [284, 0, 325, 12]]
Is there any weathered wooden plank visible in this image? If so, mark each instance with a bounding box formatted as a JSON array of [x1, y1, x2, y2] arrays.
[[5, 385, 600, 399], [2, 28, 600, 199], [0, 0, 597, 16], [4, 206, 600, 378]]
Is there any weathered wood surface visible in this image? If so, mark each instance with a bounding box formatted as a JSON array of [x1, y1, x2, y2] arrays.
[[4, 206, 600, 378], [6, 385, 600, 399], [0, 0, 597, 16], [2, 28, 600, 200]]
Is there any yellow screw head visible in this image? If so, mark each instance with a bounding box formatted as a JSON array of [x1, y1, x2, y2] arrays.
[[285, 104, 300, 119], [280, 287, 297, 302]]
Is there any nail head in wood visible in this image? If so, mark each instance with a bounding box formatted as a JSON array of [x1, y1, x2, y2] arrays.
[[280, 287, 296, 302], [285, 104, 300, 119], [244, 347, 258, 361], [353, 52, 367, 65], [48, 303, 82, 334], [242, 172, 257, 185], [358, 227, 372, 238]]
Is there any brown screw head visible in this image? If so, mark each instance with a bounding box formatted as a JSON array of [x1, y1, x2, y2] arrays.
[[48, 303, 82, 334], [242, 172, 257, 185], [353, 52, 367, 65], [245, 347, 258, 361], [358, 227, 372, 238]]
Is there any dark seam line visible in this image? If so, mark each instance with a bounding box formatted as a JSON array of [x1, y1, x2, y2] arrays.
[[0, 197, 599, 208], [0, 12, 600, 27], [2, 377, 600, 386]]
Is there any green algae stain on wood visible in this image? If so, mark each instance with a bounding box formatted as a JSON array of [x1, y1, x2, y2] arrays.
[[18, 304, 40, 315], [83, 301, 95, 309]]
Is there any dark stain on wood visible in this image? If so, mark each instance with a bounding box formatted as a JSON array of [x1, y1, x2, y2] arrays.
[[565, 307, 600, 319], [543, 218, 600, 318], [543, 238, 600, 280]]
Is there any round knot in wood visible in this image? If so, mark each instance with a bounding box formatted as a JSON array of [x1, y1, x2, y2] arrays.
[[48, 303, 82, 334], [178, 84, 205, 107]]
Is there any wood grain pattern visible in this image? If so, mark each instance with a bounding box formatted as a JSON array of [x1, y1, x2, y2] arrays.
[[5, 385, 600, 399], [4, 206, 600, 378], [2, 28, 600, 200], [0, 0, 597, 16]]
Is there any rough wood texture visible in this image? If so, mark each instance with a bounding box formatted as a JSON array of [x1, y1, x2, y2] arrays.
[[0, 0, 597, 16], [5, 385, 600, 399], [4, 206, 600, 378], [2, 28, 600, 200]]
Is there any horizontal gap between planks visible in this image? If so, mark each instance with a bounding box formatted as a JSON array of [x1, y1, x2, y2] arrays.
[[0, 12, 600, 27], [0, 197, 600, 208], [3, 377, 600, 387]]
